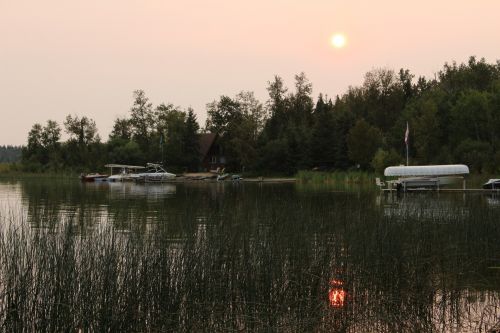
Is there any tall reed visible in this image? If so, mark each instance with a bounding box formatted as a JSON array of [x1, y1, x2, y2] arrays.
[[0, 184, 499, 332]]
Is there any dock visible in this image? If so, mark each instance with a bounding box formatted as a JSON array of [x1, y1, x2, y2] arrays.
[[162, 176, 296, 184], [378, 164, 500, 194], [382, 188, 500, 193]]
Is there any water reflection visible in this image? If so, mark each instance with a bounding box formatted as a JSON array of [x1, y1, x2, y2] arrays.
[[376, 192, 470, 220], [486, 193, 500, 208], [0, 178, 499, 331], [107, 182, 176, 200]]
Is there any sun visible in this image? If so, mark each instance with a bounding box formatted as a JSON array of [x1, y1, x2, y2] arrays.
[[331, 33, 346, 49]]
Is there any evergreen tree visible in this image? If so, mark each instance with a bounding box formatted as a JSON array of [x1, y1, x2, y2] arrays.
[[310, 94, 336, 168], [0, 146, 22, 163], [183, 108, 200, 171]]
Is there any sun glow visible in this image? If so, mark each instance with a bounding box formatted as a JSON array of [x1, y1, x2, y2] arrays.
[[331, 34, 346, 49]]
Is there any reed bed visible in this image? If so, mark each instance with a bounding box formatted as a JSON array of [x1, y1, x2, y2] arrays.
[[0, 183, 500, 332], [296, 170, 376, 189]]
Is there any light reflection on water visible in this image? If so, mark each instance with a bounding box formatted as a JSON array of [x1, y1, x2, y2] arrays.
[[0, 178, 499, 332], [0, 181, 25, 223]]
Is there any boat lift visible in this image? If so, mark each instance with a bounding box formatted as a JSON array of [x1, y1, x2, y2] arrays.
[[382, 164, 470, 192]]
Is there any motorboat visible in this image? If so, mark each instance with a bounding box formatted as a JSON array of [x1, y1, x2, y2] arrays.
[[217, 173, 230, 181], [80, 173, 109, 182], [483, 179, 500, 189], [131, 163, 176, 183], [105, 164, 145, 182]]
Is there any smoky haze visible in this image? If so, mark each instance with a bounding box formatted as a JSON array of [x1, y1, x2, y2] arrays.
[[1, 0, 499, 145]]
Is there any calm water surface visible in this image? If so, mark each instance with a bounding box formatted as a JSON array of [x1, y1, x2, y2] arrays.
[[1, 178, 499, 332]]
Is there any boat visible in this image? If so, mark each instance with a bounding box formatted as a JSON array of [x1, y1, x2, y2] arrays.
[[483, 179, 500, 189], [131, 163, 176, 183], [217, 173, 230, 181], [80, 173, 109, 182], [383, 164, 469, 191], [105, 164, 145, 182], [231, 174, 243, 181]]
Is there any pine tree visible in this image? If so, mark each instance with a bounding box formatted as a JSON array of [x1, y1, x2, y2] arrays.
[[183, 108, 200, 171]]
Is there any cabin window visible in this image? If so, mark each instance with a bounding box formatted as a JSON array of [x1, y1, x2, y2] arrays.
[[211, 156, 217, 164]]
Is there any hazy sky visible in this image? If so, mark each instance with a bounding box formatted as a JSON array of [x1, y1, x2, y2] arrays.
[[1, 0, 499, 145]]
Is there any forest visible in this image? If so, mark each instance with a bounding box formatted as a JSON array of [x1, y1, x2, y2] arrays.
[[20, 56, 500, 175], [0, 146, 21, 163]]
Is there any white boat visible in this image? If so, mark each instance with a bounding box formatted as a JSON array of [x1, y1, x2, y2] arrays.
[[383, 164, 469, 191], [483, 179, 500, 189], [217, 173, 229, 181], [131, 163, 176, 183], [105, 164, 145, 182]]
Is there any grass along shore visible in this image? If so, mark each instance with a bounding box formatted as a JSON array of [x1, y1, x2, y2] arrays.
[[296, 170, 499, 189], [1, 164, 497, 189]]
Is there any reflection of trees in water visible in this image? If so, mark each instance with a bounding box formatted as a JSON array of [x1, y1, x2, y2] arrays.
[[2, 180, 499, 331], [18, 179, 110, 229]]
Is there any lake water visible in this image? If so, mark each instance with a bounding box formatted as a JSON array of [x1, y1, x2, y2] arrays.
[[0, 178, 499, 332]]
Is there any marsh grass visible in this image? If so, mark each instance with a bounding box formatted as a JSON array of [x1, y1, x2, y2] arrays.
[[0, 185, 500, 332], [0, 163, 15, 174], [296, 171, 375, 186], [0, 170, 77, 179], [297, 170, 500, 191]]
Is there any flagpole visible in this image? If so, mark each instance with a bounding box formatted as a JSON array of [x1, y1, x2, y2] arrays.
[[405, 122, 409, 166], [406, 142, 409, 166], [160, 133, 164, 165]]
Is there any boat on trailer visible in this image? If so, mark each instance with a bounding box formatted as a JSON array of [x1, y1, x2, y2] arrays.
[[131, 163, 176, 183], [383, 164, 469, 191]]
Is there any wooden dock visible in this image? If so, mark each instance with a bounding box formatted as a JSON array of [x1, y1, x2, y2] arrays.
[[382, 188, 500, 193], [165, 176, 296, 184]]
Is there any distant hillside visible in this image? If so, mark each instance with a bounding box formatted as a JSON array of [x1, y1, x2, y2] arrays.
[[0, 145, 22, 163]]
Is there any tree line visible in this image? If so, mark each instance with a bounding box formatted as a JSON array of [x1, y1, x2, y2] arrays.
[[0, 146, 21, 163], [21, 56, 500, 174]]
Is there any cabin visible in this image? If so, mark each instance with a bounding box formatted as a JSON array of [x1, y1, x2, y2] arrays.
[[199, 133, 226, 172]]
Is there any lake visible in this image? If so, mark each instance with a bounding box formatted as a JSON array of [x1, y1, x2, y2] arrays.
[[0, 178, 499, 332]]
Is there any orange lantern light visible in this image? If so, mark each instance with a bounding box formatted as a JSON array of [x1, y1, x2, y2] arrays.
[[328, 279, 346, 308]]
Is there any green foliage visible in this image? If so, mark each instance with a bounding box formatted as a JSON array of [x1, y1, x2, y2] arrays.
[[64, 115, 98, 145], [109, 117, 132, 140], [257, 73, 314, 173], [371, 148, 403, 174], [0, 146, 22, 163], [347, 119, 382, 169], [256, 139, 290, 174], [183, 108, 200, 171], [107, 138, 143, 165], [206, 91, 266, 171], [296, 170, 375, 189], [310, 94, 336, 168], [406, 96, 441, 163], [454, 139, 492, 173], [106, 92, 202, 171], [18, 56, 500, 174]]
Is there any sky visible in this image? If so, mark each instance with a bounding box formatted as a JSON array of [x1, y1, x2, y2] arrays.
[[1, 0, 499, 145]]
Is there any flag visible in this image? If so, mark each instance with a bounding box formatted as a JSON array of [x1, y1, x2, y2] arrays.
[[404, 122, 409, 146]]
